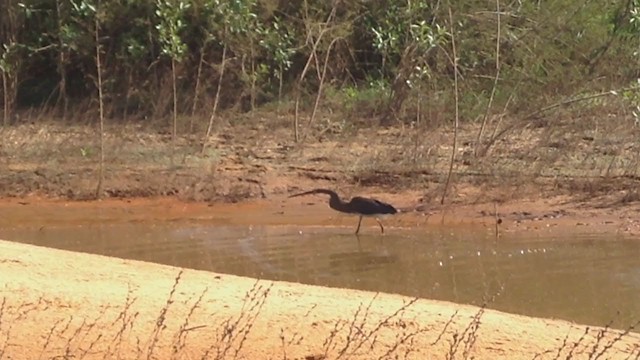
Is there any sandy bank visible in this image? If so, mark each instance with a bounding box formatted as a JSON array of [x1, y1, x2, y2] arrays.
[[0, 240, 638, 359]]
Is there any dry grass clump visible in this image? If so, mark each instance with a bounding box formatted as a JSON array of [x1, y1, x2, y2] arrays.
[[1, 274, 638, 360]]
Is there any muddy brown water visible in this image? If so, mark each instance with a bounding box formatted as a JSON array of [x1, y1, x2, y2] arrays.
[[2, 221, 640, 330]]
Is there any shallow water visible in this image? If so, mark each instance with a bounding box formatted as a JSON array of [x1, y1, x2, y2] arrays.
[[1, 222, 639, 330]]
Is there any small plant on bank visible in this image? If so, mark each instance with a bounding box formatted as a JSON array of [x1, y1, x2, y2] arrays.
[[155, 0, 190, 154], [258, 16, 297, 107], [367, 0, 448, 124]]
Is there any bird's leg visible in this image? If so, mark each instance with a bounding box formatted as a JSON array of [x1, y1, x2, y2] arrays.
[[376, 218, 385, 234], [355, 215, 363, 234]]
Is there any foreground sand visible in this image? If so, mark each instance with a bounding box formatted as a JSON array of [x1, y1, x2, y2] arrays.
[[0, 239, 638, 359]]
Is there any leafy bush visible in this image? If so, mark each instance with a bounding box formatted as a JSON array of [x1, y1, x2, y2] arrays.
[[0, 0, 637, 127]]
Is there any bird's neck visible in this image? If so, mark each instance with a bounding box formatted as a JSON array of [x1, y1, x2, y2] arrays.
[[328, 194, 350, 212]]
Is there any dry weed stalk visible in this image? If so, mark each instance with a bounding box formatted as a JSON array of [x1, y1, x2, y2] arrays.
[[588, 319, 640, 360], [446, 305, 485, 360], [146, 270, 184, 359], [201, 280, 273, 360], [431, 310, 460, 347], [279, 304, 314, 358], [80, 331, 103, 360], [321, 312, 348, 357], [376, 319, 432, 360], [323, 293, 421, 359], [446, 287, 502, 359], [14, 296, 47, 320], [533, 318, 640, 360], [39, 318, 66, 359], [279, 328, 288, 360], [105, 284, 139, 359], [529, 328, 572, 360], [3, 296, 49, 357], [76, 305, 111, 359], [304, 304, 318, 318], [358, 297, 421, 355], [564, 326, 591, 359], [170, 286, 209, 359], [332, 293, 379, 359], [62, 317, 84, 358], [0, 297, 10, 358], [135, 336, 143, 360], [279, 327, 305, 360], [434, 292, 500, 360], [623, 343, 640, 360], [52, 309, 110, 359]]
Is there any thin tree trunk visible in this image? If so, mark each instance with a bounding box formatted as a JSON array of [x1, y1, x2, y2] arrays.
[[250, 43, 256, 111], [294, 96, 299, 142], [381, 46, 416, 126], [412, 85, 422, 164], [171, 57, 178, 155], [55, 0, 68, 121], [276, 62, 284, 119], [441, 7, 459, 205], [293, 42, 320, 142], [306, 37, 341, 130], [278, 63, 283, 107], [2, 0, 18, 126], [474, 0, 501, 157], [292, 4, 337, 142], [123, 68, 132, 123], [191, 46, 206, 131], [2, 71, 8, 126], [94, 7, 105, 200], [202, 42, 227, 153], [9, 73, 17, 125]]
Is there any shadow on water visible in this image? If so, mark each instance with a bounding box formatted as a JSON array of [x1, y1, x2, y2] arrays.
[[2, 222, 640, 330]]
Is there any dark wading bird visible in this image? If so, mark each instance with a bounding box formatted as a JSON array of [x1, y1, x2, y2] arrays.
[[289, 189, 398, 234]]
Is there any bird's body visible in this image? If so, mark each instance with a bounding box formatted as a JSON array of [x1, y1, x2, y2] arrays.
[[289, 189, 398, 234]]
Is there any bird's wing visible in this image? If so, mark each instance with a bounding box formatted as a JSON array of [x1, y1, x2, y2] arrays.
[[349, 196, 398, 215]]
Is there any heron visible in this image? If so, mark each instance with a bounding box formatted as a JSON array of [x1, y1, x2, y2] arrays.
[[289, 188, 398, 234]]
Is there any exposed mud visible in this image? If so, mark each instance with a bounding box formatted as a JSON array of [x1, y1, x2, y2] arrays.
[[1, 193, 639, 237]]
